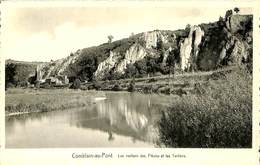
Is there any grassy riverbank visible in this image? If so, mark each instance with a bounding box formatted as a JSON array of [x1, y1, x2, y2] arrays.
[[81, 66, 236, 95], [158, 66, 252, 148], [5, 88, 105, 116]]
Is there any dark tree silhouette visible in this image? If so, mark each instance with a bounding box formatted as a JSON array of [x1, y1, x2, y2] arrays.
[[108, 35, 114, 43], [234, 7, 240, 13]]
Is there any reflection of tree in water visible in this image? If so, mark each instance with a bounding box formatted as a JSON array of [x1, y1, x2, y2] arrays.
[[73, 93, 170, 143], [108, 130, 114, 141]]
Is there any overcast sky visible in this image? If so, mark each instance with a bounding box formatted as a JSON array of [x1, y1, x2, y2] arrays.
[[1, 6, 252, 62]]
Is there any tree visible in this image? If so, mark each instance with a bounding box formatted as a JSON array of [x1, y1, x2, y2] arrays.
[[71, 78, 81, 89], [125, 64, 137, 78], [128, 77, 136, 92], [225, 10, 233, 19], [234, 7, 240, 14], [185, 24, 191, 32], [5, 63, 17, 88], [108, 35, 114, 43], [157, 38, 164, 50]]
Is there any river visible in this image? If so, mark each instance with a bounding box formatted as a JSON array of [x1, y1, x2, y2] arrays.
[[5, 92, 173, 148]]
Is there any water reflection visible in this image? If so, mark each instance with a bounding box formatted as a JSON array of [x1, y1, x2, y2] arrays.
[[73, 93, 165, 143], [6, 92, 172, 148]]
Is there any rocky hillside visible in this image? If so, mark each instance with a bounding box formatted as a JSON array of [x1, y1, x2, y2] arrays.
[[5, 59, 46, 87], [6, 10, 253, 84]]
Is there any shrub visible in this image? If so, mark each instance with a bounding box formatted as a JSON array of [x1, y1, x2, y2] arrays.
[[6, 82, 15, 89], [127, 79, 136, 92], [112, 83, 122, 91], [142, 85, 153, 94], [158, 86, 171, 95], [158, 67, 252, 148], [71, 78, 81, 89], [148, 78, 157, 83], [93, 81, 102, 90], [18, 81, 28, 88]]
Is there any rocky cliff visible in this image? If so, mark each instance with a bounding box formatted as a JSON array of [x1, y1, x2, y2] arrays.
[[8, 10, 252, 84], [180, 25, 204, 71], [38, 49, 82, 80]]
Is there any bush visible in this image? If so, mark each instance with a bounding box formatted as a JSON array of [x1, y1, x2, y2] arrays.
[[112, 83, 122, 91], [127, 79, 136, 92], [93, 81, 102, 90], [148, 78, 157, 83], [158, 67, 252, 148], [142, 85, 153, 94], [71, 78, 81, 89], [18, 81, 28, 88]]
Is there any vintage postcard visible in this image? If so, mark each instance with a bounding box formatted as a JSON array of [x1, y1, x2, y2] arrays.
[[0, 1, 259, 165]]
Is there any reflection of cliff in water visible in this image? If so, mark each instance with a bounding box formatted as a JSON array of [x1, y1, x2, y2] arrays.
[[74, 93, 164, 143]]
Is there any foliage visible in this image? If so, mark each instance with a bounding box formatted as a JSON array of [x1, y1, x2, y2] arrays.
[[5, 88, 102, 115], [108, 35, 114, 43], [66, 34, 143, 81], [5, 63, 16, 88], [70, 78, 81, 89], [111, 82, 122, 91], [158, 67, 252, 148], [93, 81, 102, 90], [127, 78, 136, 92], [5, 62, 37, 88], [234, 7, 240, 13], [124, 56, 164, 78]]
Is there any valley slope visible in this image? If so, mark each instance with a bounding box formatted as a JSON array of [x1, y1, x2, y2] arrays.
[[5, 10, 252, 86]]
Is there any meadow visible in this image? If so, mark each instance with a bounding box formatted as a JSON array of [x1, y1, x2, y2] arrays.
[[157, 66, 252, 148], [5, 88, 105, 116]]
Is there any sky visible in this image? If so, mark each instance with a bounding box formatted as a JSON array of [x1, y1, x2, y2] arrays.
[[1, 5, 252, 62]]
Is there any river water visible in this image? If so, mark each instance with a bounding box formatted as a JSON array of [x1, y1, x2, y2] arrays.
[[5, 92, 173, 148]]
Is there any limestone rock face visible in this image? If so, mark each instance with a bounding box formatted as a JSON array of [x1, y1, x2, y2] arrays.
[[115, 44, 147, 74], [30, 13, 252, 82], [94, 43, 147, 79], [220, 35, 251, 65], [94, 51, 120, 79], [40, 49, 81, 80], [230, 39, 246, 63], [57, 50, 81, 75], [226, 15, 251, 33], [144, 31, 168, 49], [162, 47, 173, 66], [180, 26, 204, 70]]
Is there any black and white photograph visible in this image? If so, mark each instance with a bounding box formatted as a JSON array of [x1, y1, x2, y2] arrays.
[[2, 4, 253, 149]]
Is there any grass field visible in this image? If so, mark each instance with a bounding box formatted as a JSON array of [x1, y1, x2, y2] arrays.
[[84, 66, 236, 95], [5, 88, 105, 116], [157, 66, 252, 148]]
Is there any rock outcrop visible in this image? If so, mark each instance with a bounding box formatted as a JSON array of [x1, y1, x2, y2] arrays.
[[26, 11, 252, 83], [162, 47, 173, 66], [180, 26, 204, 71], [94, 51, 120, 79], [38, 49, 82, 80], [144, 31, 168, 49], [226, 14, 251, 33], [115, 44, 147, 74], [93, 31, 168, 79]]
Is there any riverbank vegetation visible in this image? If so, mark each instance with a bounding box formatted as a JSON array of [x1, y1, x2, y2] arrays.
[[5, 88, 104, 116], [5, 66, 252, 148], [157, 66, 252, 148]]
